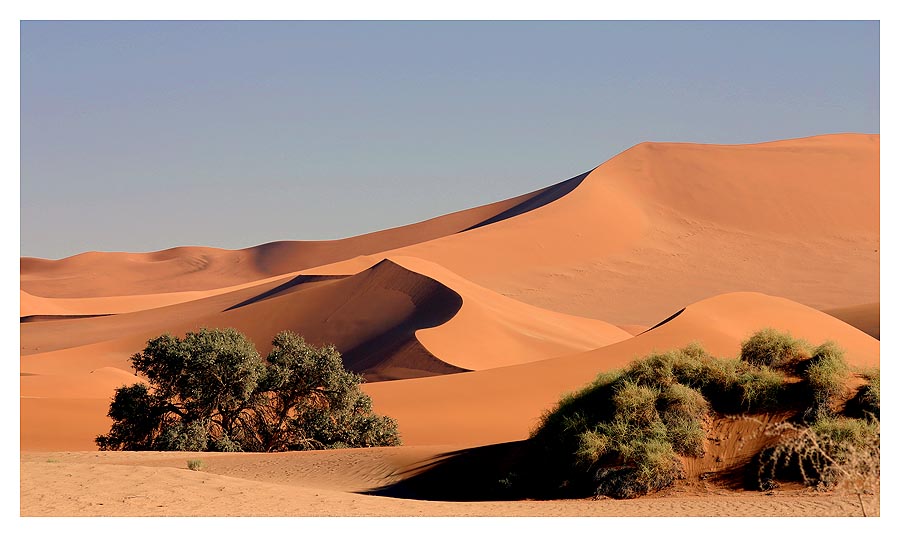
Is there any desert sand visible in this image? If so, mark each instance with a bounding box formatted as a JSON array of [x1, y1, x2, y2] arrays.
[[20, 134, 880, 516]]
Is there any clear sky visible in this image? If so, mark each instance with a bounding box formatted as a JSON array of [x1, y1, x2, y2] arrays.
[[20, 20, 879, 260]]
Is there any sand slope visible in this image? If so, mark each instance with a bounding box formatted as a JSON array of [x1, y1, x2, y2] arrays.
[[21, 449, 877, 516], [22, 257, 630, 380], [302, 134, 879, 325], [20, 176, 578, 298], [364, 292, 879, 447]]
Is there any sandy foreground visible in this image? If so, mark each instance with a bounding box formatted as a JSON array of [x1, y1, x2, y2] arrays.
[[20, 449, 878, 517]]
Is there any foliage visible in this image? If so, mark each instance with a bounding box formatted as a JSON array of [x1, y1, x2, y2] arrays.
[[522, 329, 873, 500], [96, 328, 400, 452], [755, 417, 879, 491], [847, 368, 880, 420], [186, 459, 204, 471], [801, 342, 849, 420], [740, 328, 810, 369]]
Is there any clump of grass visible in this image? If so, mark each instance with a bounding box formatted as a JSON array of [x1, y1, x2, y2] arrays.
[[802, 341, 849, 420], [186, 459, 204, 471], [740, 328, 810, 369], [847, 368, 880, 420], [612, 381, 659, 425]]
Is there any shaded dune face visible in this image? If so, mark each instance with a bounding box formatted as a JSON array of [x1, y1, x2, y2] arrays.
[[823, 302, 879, 340], [22, 257, 632, 381]]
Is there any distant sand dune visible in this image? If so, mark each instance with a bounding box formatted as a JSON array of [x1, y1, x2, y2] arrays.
[[20, 175, 574, 298]]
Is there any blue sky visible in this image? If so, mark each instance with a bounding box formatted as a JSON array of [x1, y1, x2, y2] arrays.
[[20, 20, 879, 259]]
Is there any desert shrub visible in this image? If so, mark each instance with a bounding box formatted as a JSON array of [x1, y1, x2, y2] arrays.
[[593, 437, 682, 499], [735, 366, 786, 410], [96, 328, 400, 452], [186, 459, 204, 471], [528, 345, 714, 499], [847, 369, 880, 420], [755, 417, 879, 491], [613, 382, 660, 425], [522, 330, 869, 500], [801, 342, 849, 420], [740, 328, 810, 369]]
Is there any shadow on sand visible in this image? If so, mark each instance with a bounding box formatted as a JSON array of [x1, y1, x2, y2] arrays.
[[363, 441, 531, 501]]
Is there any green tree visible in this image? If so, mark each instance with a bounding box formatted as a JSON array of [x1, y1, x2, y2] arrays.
[[96, 328, 400, 452]]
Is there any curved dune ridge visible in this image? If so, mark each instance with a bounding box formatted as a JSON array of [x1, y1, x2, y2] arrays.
[[21, 257, 631, 382], [364, 292, 880, 447], [20, 174, 580, 299], [299, 134, 879, 326]]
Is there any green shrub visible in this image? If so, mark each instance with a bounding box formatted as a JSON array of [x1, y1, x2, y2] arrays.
[[612, 382, 659, 425], [186, 459, 204, 471], [526, 331, 866, 500], [803, 342, 849, 420], [848, 369, 880, 420], [740, 328, 810, 369], [736, 366, 786, 410], [96, 329, 401, 452]]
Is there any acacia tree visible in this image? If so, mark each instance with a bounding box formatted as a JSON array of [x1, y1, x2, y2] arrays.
[[96, 328, 400, 452]]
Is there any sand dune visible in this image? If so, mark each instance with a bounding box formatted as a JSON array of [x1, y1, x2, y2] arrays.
[[823, 302, 880, 339], [20, 176, 577, 298], [22, 256, 631, 383], [300, 134, 879, 326], [364, 292, 879, 447], [19, 273, 307, 318]]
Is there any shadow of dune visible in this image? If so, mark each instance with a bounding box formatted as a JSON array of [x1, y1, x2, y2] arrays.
[[364, 440, 530, 501], [20, 313, 113, 323], [225, 274, 347, 311], [463, 170, 591, 232], [339, 260, 468, 381], [642, 307, 686, 333]]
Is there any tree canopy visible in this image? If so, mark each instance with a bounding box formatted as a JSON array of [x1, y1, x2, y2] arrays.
[[96, 328, 401, 452]]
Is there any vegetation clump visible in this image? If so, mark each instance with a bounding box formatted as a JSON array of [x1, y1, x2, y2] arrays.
[[522, 329, 877, 500], [96, 328, 401, 452], [847, 368, 880, 420], [740, 328, 810, 369]]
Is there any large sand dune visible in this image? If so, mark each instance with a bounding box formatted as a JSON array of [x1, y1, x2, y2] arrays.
[[20, 134, 880, 515], [300, 134, 879, 325]]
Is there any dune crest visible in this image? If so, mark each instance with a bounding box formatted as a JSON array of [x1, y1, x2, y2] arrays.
[[20, 173, 583, 298]]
